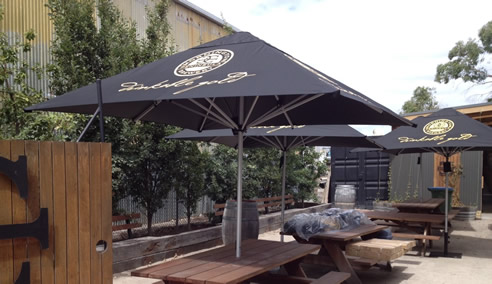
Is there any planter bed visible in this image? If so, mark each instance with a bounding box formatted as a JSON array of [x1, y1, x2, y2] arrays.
[[113, 203, 332, 273]]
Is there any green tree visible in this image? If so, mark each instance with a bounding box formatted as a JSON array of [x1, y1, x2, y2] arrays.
[[205, 145, 238, 203], [120, 122, 181, 234], [46, 0, 180, 227], [401, 86, 439, 114], [286, 147, 328, 207], [244, 148, 282, 201], [174, 142, 209, 229], [0, 6, 73, 140], [435, 21, 492, 101]]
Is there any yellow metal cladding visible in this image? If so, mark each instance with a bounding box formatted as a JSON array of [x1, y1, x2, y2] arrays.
[[0, 0, 230, 94], [113, 0, 230, 51], [0, 0, 53, 94], [0, 0, 53, 44]]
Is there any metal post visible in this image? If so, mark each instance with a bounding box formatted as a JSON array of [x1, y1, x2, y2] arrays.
[[236, 131, 243, 258], [96, 79, 105, 142], [280, 150, 287, 242], [444, 166, 449, 256]]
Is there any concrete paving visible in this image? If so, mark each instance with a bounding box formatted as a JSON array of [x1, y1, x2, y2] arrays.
[[114, 214, 492, 284]]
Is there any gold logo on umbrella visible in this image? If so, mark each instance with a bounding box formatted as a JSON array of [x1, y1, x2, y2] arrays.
[[174, 49, 234, 76], [423, 119, 454, 135]]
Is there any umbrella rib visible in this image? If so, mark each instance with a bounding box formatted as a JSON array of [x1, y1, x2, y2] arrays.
[[170, 101, 232, 128], [249, 136, 281, 150], [274, 136, 285, 150], [132, 101, 162, 121], [243, 96, 259, 128], [248, 95, 310, 127], [189, 98, 237, 129], [264, 136, 283, 149], [199, 98, 216, 132], [275, 95, 294, 128], [251, 94, 325, 127], [287, 136, 300, 150], [204, 97, 239, 129], [301, 136, 323, 147]]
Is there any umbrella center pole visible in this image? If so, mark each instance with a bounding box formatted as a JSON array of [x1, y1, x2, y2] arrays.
[[444, 156, 451, 256], [280, 150, 287, 242], [236, 130, 244, 258]]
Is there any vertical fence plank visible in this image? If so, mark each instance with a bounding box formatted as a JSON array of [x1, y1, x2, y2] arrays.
[[26, 141, 41, 283], [100, 143, 112, 284], [53, 142, 67, 284], [65, 142, 80, 284], [40, 141, 55, 284], [77, 143, 91, 284], [0, 140, 14, 284], [90, 143, 102, 284], [11, 140, 27, 280]]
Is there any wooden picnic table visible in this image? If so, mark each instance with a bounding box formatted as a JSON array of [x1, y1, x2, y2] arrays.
[[392, 198, 445, 213], [131, 239, 320, 284], [284, 224, 388, 284], [359, 210, 452, 255]]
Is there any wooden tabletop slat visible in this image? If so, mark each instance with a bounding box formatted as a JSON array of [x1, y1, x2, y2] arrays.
[[151, 240, 278, 279], [307, 224, 389, 242], [133, 239, 271, 278], [185, 242, 305, 284], [392, 198, 444, 209], [205, 244, 319, 284], [361, 211, 446, 224], [166, 241, 286, 282], [132, 242, 241, 277], [133, 240, 320, 284]]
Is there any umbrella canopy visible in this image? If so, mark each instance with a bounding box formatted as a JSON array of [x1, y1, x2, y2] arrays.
[[167, 125, 380, 150], [26, 31, 411, 258], [26, 32, 411, 131], [365, 108, 492, 257], [373, 108, 492, 156], [168, 124, 379, 241]]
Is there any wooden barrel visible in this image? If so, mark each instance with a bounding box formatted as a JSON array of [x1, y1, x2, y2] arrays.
[[335, 184, 356, 209], [222, 200, 259, 245]]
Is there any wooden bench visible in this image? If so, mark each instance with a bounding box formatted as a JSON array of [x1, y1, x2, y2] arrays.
[[252, 271, 350, 284], [112, 213, 142, 239], [213, 195, 295, 216], [392, 232, 441, 255], [312, 271, 351, 284]]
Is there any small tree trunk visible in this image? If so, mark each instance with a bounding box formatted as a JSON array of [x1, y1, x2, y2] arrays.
[[147, 211, 153, 235], [175, 189, 179, 230]]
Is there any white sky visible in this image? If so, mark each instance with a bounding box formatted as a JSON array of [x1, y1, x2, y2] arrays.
[[189, 0, 492, 135]]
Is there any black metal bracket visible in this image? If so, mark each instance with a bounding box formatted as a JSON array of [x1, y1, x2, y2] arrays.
[[14, 262, 30, 284], [0, 208, 49, 249], [0, 156, 28, 200]]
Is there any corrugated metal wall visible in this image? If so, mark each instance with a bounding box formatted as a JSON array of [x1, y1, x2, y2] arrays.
[[0, 0, 53, 95], [459, 151, 483, 208], [390, 152, 436, 201], [390, 151, 483, 208]]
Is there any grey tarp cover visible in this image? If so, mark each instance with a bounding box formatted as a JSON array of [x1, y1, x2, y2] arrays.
[[283, 208, 374, 240]]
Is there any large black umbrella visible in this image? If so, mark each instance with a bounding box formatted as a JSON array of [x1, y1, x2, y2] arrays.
[[369, 107, 492, 257], [26, 32, 411, 257], [168, 124, 379, 241]]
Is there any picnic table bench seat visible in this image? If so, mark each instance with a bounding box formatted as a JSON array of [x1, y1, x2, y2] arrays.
[[252, 271, 351, 284], [345, 239, 416, 262]]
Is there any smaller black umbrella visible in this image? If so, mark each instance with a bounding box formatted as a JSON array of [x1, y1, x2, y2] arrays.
[[168, 124, 379, 241], [363, 108, 492, 257]]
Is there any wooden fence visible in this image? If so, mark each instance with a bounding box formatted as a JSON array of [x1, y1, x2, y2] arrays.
[[0, 140, 112, 284]]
